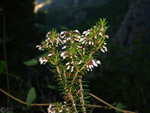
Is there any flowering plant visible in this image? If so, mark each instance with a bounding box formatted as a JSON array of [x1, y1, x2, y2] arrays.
[[36, 18, 109, 113]]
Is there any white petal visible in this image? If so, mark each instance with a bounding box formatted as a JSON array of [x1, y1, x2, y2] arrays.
[[92, 60, 98, 67], [62, 46, 67, 49], [96, 60, 101, 64], [78, 36, 81, 39], [61, 52, 64, 57], [82, 41, 85, 44], [99, 32, 102, 36], [67, 66, 70, 70], [101, 48, 105, 53], [75, 30, 79, 33], [48, 54, 52, 57], [83, 31, 87, 35], [60, 31, 64, 35], [89, 41, 91, 45], [67, 37, 71, 41], [66, 62, 70, 65], [77, 45, 82, 48], [78, 60, 83, 65], [79, 38, 84, 42], [86, 65, 89, 68], [71, 66, 74, 72]]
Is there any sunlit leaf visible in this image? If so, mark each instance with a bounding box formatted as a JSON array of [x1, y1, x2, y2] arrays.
[[47, 85, 57, 89], [23, 59, 38, 66], [116, 102, 127, 113], [26, 87, 36, 106]]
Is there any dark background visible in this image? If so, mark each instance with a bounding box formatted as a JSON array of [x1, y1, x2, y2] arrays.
[[0, 0, 150, 112]]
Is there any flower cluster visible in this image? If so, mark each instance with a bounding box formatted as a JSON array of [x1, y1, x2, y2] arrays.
[[37, 19, 109, 113], [86, 59, 101, 71], [36, 31, 62, 51], [39, 57, 48, 65], [47, 102, 69, 113], [37, 27, 108, 72]]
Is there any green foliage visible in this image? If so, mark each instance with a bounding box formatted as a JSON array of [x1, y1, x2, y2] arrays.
[[26, 87, 37, 106], [0, 60, 5, 75], [37, 18, 109, 112], [23, 59, 38, 66], [47, 85, 57, 90]]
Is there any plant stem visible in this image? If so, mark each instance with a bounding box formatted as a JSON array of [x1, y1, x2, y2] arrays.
[[2, 9, 10, 105], [79, 78, 86, 113]]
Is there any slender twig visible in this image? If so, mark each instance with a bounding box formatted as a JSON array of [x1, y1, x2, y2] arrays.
[[79, 78, 86, 113], [39, 106, 47, 113], [0, 88, 53, 106], [88, 92, 136, 113], [0, 88, 135, 113], [2, 71, 28, 88], [2, 9, 10, 104]]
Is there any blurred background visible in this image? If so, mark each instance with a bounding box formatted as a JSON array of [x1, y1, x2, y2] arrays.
[[0, 0, 150, 112]]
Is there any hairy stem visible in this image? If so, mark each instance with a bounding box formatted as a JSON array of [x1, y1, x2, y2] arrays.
[[79, 78, 86, 113]]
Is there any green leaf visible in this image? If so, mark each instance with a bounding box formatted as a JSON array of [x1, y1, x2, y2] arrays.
[[47, 85, 57, 89], [22, 106, 31, 111], [26, 87, 36, 106], [116, 102, 127, 113], [0, 60, 5, 75], [23, 59, 38, 66], [38, 52, 49, 58]]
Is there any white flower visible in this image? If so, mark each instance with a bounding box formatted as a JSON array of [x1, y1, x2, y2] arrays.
[[92, 42, 94, 45], [103, 46, 107, 52], [75, 55, 77, 58], [86, 65, 89, 68], [39, 57, 47, 65], [60, 31, 64, 35], [48, 54, 52, 57], [62, 55, 67, 59], [67, 66, 70, 70], [99, 32, 102, 36], [66, 62, 70, 65], [89, 41, 91, 45], [92, 60, 98, 67], [82, 41, 85, 44], [66, 37, 71, 41], [106, 35, 109, 39], [101, 48, 105, 53], [46, 32, 51, 38], [77, 45, 82, 48], [96, 60, 101, 64], [74, 38, 78, 41], [71, 66, 74, 72], [61, 51, 66, 57], [79, 38, 84, 42], [62, 46, 67, 49], [47, 104, 56, 113], [78, 60, 83, 65], [63, 40, 67, 43], [59, 110, 63, 113], [36, 45, 44, 51], [78, 36, 81, 39], [75, 29, 79, 33]]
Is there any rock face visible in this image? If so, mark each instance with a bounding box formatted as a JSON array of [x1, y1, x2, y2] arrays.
[[50, 0, 108, 8], [115, 0, 150, 47]]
